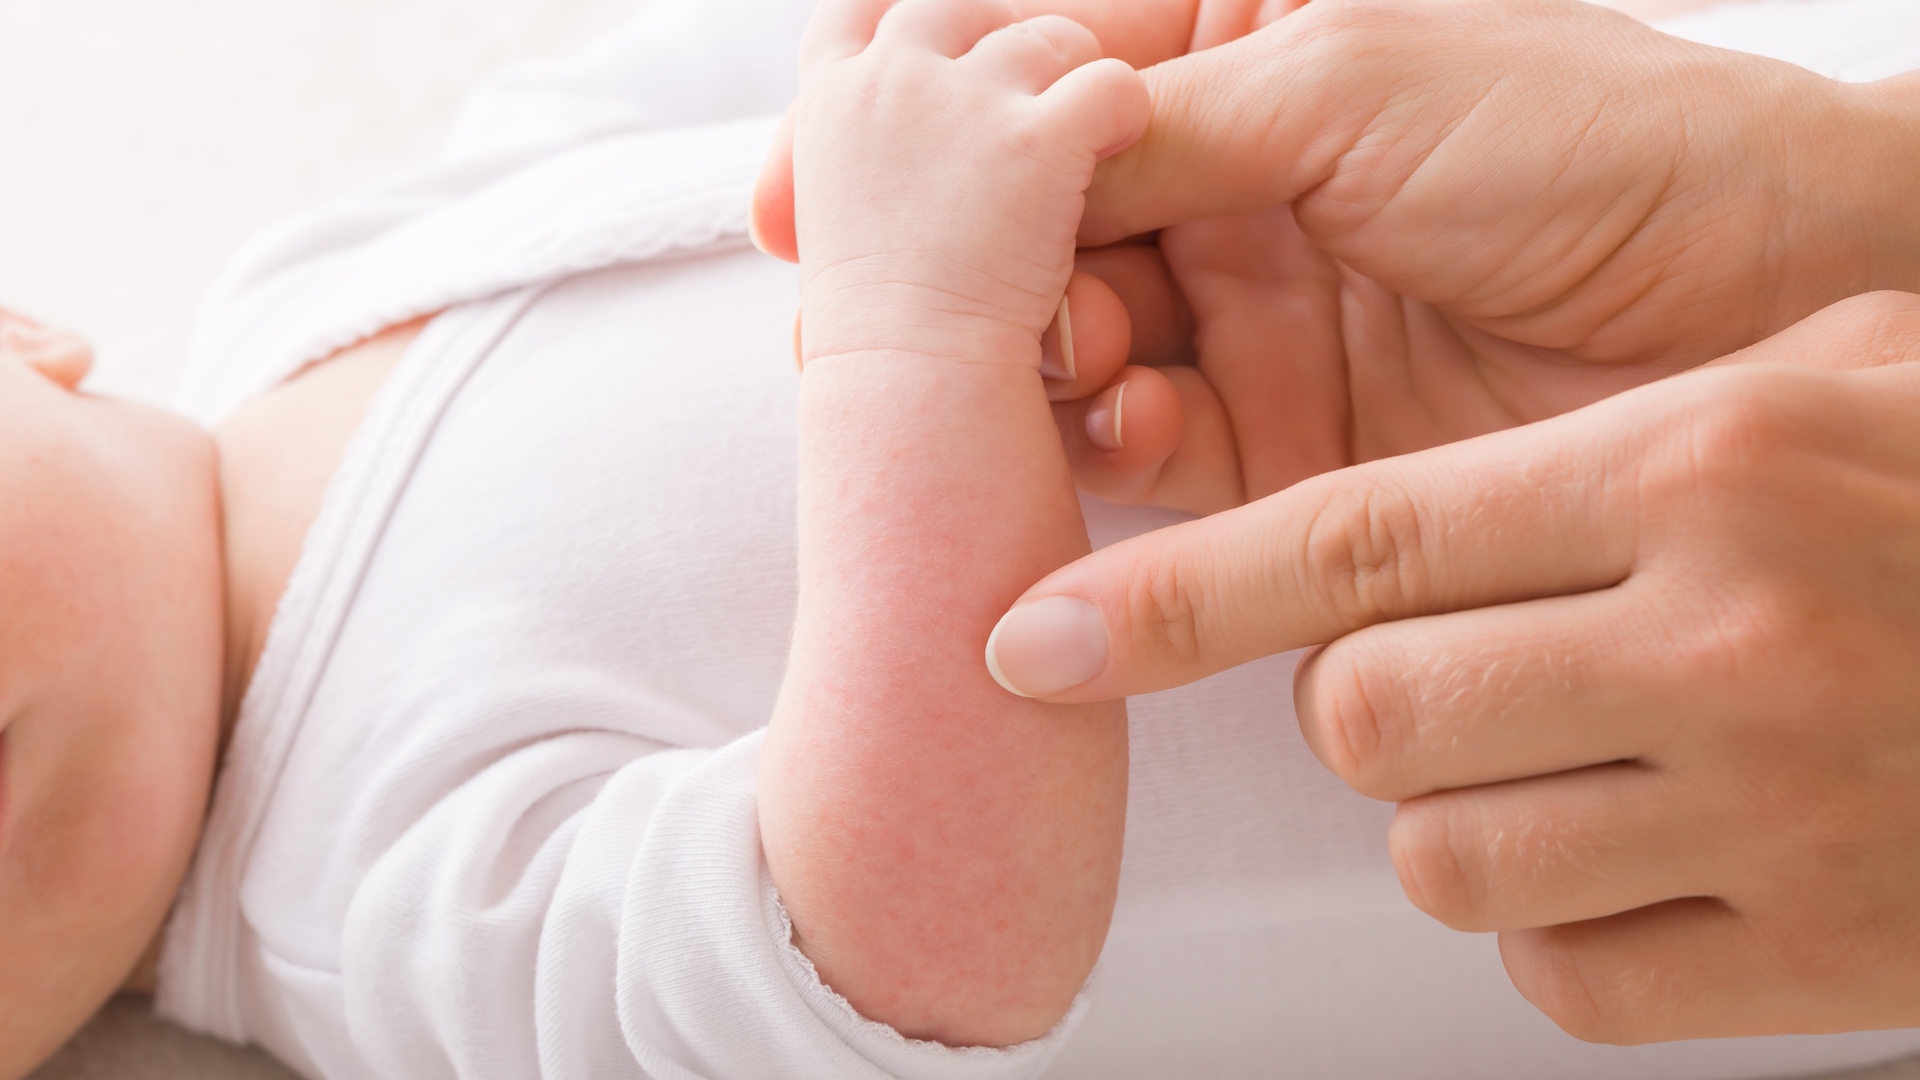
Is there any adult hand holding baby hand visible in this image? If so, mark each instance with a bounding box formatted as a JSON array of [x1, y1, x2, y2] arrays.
[[1056, 0, 1920, 512], [989, 0, 1920, 1045]]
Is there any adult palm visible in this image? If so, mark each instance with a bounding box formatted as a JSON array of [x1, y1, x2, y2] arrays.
[[1067, 0, 1918, 514]]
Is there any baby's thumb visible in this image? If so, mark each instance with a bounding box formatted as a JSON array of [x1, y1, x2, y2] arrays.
[[750, 102, 800, 264]]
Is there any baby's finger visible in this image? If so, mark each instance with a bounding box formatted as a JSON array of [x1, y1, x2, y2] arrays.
[[749, 102, 800, 263], [1055, 366, 1184, 505], [0, 309, 92, 388], [875, 0, 1020, 58], [1036, 56, 1150, 161], [800, 0, 898, 78], [1042, 271, 1131, 400], [1074, 243, 1195, 367], [960, 15, 1102, 96]]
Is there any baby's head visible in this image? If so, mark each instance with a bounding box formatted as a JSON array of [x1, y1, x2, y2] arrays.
[[0, 312, 226, 1078]]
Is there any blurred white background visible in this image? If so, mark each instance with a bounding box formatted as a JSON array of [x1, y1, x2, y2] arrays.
[[0, 0, 640, 403]]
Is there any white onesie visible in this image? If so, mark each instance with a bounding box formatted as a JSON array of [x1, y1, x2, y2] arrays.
[[155, 1, 1920, 1077]]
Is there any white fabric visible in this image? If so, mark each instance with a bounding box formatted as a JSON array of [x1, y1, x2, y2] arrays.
[[1657, 0, 1920, 82], [157, 1, 1920, 1077]]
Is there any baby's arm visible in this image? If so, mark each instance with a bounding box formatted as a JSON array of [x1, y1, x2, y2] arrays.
[[759, 0, 1149, 1051]]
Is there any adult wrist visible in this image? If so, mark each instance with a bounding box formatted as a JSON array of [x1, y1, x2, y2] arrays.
[[1769, 70, 1920, 320], [1846, 74, 1920, 296]]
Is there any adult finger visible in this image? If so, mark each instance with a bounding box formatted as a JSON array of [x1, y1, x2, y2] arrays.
[[1072, 242, 1195, 367], [1078, 0, 1655, 247], [1060, 364, 1246, 516], [985, 388, 1654, 701], [1079, 6, 1368, 245], [1710, 291, 1920, 374], [1498, 898, 1893, 1044], [1054, 365, 1186, 503], [1390, 763, 1718, 934], [1294, 585, 1683, 802]]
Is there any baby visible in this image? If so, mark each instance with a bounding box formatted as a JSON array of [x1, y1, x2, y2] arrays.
[[4, 0, 1910, 1078], [0, 2, 1203, 1075]]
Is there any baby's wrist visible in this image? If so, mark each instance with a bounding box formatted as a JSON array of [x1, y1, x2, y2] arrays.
[[798, 301, 1043, 373]]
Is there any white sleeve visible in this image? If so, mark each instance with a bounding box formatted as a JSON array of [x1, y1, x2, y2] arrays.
[[340, 729, 1089, 1080]]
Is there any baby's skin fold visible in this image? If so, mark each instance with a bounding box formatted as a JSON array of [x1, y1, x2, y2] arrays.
[[758, 0, 1149, 1049]]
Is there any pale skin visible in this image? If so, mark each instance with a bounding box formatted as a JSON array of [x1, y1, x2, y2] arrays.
[[0, 311, 421, 1080], [0, 0, 1198, 1066]]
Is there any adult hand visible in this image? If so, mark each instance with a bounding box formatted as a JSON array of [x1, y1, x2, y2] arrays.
[[1052, 0, 1920, 515], [985, 291, 1920, 1042]]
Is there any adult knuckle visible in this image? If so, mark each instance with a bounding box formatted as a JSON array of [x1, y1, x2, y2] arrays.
[[1639, 370, 1813, 511], [1507, 931, 1630, 1044], [1388, 800, 1482, 929], [1125, 552, 1207, 669], [1300, 644, 1412, 798], [1301, 480, 1433, 625], [1660, 581, 1800, 688]]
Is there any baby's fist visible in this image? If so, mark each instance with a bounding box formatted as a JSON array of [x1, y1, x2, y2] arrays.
[[790, 0, 1149, 369]]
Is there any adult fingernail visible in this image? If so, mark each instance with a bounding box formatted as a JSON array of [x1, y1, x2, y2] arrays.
[[985, 595, 1109, 698], [1084, 381, 1126, 451], [1039, 295, 1076, 381]]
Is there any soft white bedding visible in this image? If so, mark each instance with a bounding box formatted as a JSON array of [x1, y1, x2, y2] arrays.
[[0, 0, 635, 405]]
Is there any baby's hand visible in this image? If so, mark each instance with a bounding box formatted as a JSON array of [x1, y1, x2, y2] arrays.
[[791, 0, 1149, 371]]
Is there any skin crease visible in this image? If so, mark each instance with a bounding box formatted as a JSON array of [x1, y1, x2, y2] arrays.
[[0, 312, 420, 1080]]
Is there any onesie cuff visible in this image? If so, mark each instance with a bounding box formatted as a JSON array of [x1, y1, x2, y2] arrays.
[[763, 871, 1093, 1080]]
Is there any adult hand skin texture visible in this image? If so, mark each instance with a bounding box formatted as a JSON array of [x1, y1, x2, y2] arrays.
[[1059, 0, 1920, 516], [989, 291, 1920, 1042]]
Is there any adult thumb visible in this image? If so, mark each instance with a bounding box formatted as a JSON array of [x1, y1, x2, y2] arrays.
[[1079, 5, 1374, 246]]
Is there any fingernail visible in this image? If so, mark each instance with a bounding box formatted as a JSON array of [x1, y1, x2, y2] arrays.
[[1039, 295, 1076, 381], [1084, 381, 1126, 451], [985, 595, 1109, 698]]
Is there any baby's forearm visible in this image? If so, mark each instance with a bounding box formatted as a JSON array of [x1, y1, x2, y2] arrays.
[[761, 347, 1127, 1049]]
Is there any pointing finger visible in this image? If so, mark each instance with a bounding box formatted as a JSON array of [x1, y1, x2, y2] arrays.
[[987, 382, 1660, 700]]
